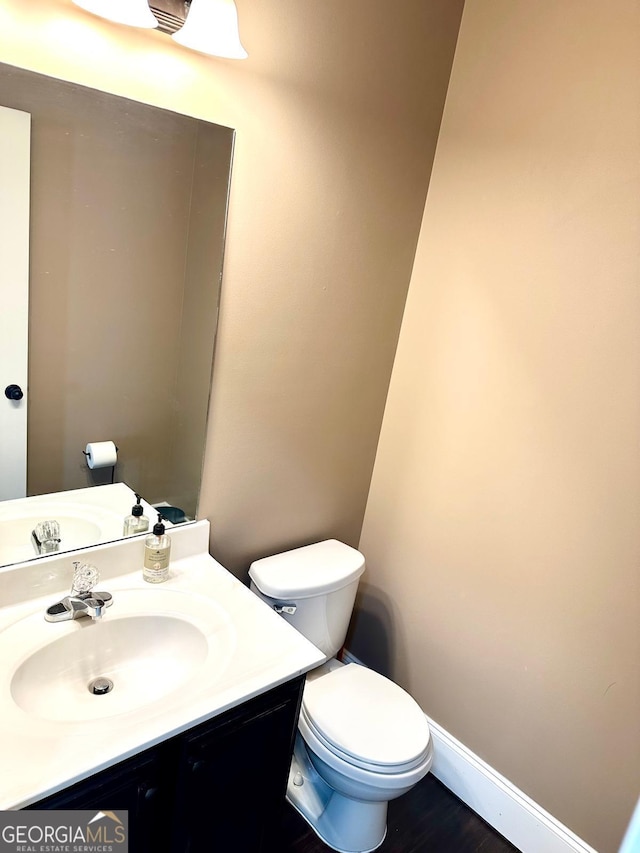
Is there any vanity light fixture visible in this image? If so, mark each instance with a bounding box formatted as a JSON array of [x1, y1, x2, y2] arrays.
[[71, 0, 248, 59]]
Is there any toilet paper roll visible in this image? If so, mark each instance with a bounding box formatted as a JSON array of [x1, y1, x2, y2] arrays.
[[85, 441, 117, 470]]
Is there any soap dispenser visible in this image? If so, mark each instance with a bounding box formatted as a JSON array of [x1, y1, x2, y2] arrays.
[[143, 514, 171, 583], [123, 493, 150, 537]]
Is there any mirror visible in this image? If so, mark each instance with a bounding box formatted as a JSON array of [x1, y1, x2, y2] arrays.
[[0, 61, 234, 567]]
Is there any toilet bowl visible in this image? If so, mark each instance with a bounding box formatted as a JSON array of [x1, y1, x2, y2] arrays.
[[290, 660, 432, 852], [249, 540, 432, 853]]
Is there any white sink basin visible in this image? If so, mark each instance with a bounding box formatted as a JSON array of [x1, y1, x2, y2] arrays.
[[2, 588, 236, 724], [13, 616, 206, 721]]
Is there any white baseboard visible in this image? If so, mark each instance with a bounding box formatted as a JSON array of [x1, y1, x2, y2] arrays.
[[341, 650, 597, 853]]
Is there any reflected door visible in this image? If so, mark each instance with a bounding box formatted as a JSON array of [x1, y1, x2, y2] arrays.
[[0, 105, 30, 500]]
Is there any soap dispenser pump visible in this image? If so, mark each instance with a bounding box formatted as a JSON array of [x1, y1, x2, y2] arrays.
[[123, 493, 150, 536], [143, 514, 171, 583]]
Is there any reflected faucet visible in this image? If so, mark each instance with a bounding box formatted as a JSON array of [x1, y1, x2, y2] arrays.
[[44, 562, 113, 623], [31, 520, 61, 555]]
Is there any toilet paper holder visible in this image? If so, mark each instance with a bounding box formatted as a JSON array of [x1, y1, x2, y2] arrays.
[[82, 441, 119, 483]]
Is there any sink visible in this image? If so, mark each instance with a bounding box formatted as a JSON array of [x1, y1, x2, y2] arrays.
[[0, 521, 326, 811], [12, 615, 208, 721], [1, 588, 236, 724]]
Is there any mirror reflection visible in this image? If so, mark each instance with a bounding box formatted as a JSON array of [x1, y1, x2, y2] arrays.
[[0, 61, 234, 567]]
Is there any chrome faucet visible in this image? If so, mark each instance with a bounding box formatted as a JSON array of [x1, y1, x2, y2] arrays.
[[31, 520, 61, 555], [44, 562, 113, 623]]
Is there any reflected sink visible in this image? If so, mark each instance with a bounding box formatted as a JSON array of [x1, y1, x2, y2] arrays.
[[0, 502, 120, 564], [0, 484, 160, 566], [1, 588, 236, 724]]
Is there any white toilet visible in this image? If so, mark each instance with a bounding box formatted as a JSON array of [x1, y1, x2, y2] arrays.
[[249, 539, 433, 853]]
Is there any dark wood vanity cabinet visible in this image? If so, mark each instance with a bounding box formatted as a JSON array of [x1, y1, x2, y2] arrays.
[[28, 677, 304, 853], [28, 751, 168, 853]]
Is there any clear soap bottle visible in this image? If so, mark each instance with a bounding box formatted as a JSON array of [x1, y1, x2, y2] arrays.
[[143, 514, 171, 583], [123, 493, 150, 537]]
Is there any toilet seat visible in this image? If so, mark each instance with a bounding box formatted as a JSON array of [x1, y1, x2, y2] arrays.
[[301, 663, 431, 774]]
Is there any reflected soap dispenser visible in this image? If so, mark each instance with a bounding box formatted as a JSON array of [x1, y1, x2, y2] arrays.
[[143, 514, 171, 583], [123, 493, 150, 537]]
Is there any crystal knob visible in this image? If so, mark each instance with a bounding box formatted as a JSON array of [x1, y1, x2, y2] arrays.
[[72, 562, 99, 594]]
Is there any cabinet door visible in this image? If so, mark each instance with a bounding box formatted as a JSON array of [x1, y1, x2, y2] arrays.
[[28, 750, 170, 853], [172, 678, 303, 853]]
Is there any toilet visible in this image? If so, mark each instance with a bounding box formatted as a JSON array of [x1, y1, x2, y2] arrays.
[[249, 539, 432, 853]]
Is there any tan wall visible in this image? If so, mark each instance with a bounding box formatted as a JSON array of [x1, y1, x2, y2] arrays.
[[0, 0, 463, 569], [355, 1, 640, 850]]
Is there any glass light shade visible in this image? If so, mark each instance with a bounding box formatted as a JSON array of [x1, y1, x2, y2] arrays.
[[172, 0, 248, 59], [72, 0, 158, 29]]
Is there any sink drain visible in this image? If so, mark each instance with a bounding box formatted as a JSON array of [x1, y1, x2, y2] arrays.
[[89, 677, 113, 695]]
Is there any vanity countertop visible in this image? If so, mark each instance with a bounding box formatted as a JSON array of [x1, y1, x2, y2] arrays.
[[0, 521, 325, 809]]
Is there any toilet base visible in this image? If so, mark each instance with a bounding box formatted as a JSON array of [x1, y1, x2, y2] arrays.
[[286, 737, 388, 853]]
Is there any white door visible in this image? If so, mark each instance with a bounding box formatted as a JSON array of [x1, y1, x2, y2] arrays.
[[0, 105, 30, 500]]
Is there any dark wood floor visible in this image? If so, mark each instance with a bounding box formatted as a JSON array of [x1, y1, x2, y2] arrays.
[[279, 773, 521, 853]]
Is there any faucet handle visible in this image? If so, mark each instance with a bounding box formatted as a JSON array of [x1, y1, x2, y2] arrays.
[[33, 519, 61, 545], [71, 562, 99, 594]]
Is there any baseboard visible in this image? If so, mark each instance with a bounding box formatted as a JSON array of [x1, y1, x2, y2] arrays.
[[341, 650, 597, 853]]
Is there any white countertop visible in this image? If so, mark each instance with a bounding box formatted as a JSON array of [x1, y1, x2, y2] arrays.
[[0, 522, 325, 808]]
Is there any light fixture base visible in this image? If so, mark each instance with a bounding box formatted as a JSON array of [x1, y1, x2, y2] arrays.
[[149, 0, 189, 35]]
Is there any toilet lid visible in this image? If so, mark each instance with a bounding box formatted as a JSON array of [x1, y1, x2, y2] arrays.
[[301, 664, 430, 768]]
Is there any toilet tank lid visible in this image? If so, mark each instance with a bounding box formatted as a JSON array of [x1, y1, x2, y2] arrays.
[[248, 539, 365, 599]]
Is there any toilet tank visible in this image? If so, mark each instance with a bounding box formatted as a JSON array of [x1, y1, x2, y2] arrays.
[[248, 539, 365, 657]]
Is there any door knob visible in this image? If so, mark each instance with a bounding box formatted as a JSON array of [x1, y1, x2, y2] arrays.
[[4, 384, 24, 401]]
